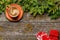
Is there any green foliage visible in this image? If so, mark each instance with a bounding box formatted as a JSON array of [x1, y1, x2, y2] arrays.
[[0, 0, 60, 19], [20, 0, 60, 19]]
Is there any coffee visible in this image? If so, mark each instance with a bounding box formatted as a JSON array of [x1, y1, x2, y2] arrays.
[[9, 7, 19, 18]]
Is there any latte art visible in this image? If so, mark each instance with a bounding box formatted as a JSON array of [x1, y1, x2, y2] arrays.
[[9, 7, 19, 17]]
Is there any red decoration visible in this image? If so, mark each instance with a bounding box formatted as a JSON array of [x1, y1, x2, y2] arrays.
[[49, 36, 58, 40], [36, 30, 59, 40], [49, 30, 59, 37], [36, 32, 50, 40], [49, 30, 59, 40]]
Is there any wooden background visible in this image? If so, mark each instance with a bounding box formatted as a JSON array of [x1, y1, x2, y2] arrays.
[[0, 13, 60, 40]]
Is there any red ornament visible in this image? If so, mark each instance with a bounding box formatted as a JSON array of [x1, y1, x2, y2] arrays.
[[49, 30, 59, 37], [36, 32, 50, 40], [36, 30, 59, 40], [49, 30, 59, 40], [49, 36, 58, 40]]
